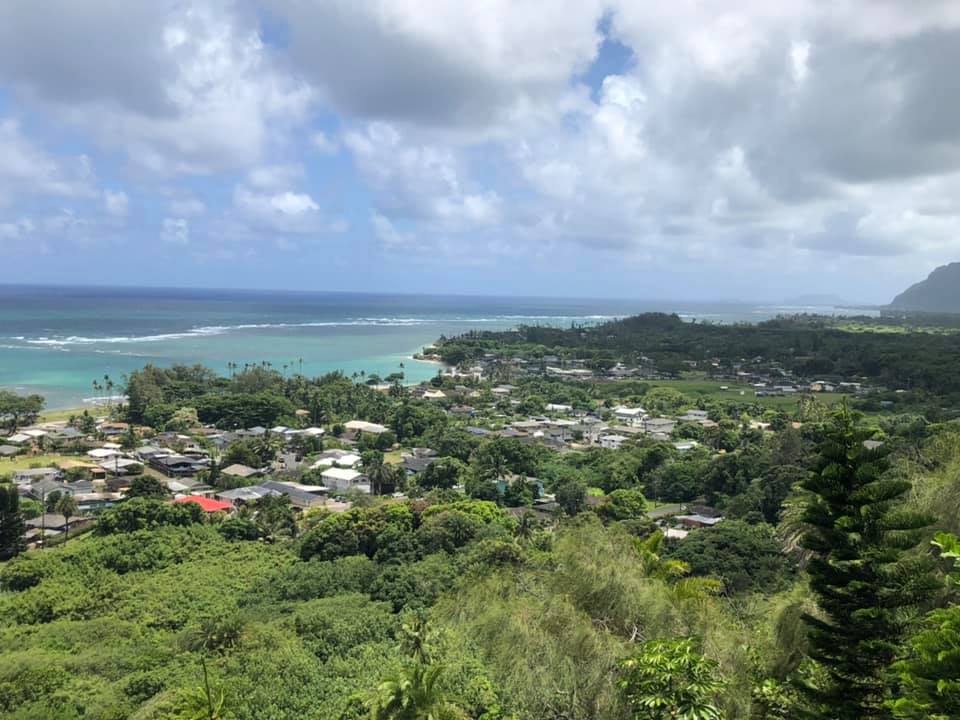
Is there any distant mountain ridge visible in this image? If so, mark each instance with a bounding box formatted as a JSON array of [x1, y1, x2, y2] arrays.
[[891, 262, 960, 312]]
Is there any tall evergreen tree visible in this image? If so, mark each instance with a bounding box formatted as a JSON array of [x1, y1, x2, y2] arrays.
[[0, 483, 26, 560], [799, 405, 937, 719]]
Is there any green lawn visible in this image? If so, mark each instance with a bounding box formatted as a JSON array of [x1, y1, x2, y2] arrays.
[[0, 453, 90, 473], [649, 377, 847, 411], [38, 406, 104, 423], [384, 449, 404, 465]]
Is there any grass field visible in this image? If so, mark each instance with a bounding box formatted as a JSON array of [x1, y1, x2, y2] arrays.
[[38, 406, 106, 423], [0, 453, 89, 473], [649, 377, 848, 411]]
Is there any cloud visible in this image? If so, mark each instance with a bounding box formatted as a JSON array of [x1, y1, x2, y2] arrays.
[[247, 164, 305, 190], [311, 131, 338, 154], [103, 190, 130, 218], [162, 217, 190, 245], [168, 196, 206, 217], [233, 185, 346, 235], [0, 119, 95, 204], [272, 0, 605, 130], [0, 0, 312, 175]]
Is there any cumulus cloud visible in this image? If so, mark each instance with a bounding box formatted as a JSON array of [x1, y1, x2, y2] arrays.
[[233, 185, 346, 235], [0, 119, 94, 205], [0, 0, 312, 175], [272, 0, 605, 130], [5, 0, 960, 290]]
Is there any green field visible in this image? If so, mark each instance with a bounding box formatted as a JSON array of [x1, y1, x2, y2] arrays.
[[0, 453, 89, 473], [38, 406, 105, 423], [649, 377, 847, 411]]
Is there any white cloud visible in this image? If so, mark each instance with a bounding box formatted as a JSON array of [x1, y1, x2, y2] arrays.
[[273, 0, 605, 131], [247, 164, 305, 190], [0, 1, 312, 175], [311, 131, 338, 154], [103, 190, 130, 218], [233, 185, 345, 235], [0, 119, 95, 204], [0, 218, 35, 241], [169, 196, 206, 216], [162, 217, 190, 244]]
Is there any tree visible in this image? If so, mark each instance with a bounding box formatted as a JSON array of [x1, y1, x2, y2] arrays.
[[253, 495, 298, 542], [799, 405, 938, 719], [889, 532, 960, 719], [665, 520, 793, 594], [54, 494, 79, 542], [418, 458, 464, 491], [0, 390, 45, 432], [554, 477, 587, 516], [126, 475, 170, 499], [617, 638, 725, 720], [0, 483, 26, 560], [368, 663, 467, 720]]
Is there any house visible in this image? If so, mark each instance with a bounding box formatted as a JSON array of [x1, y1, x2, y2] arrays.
[[87, 447, 121, 460], [465, 426, 492, 436], [0, 444, 19, 458], [343, 420, 388, 434], [677, 410, 709, 423], [600, 434, 628, 450], [24, 513, 93, 537], [422, 389, 447, 400], [14, 467, 63, 486], [22, 429, 48, 440], [863, 439, 885, 451], [546, 403, 573, 414], [672, 440, 700, 452], [613, 406, 647, 427], [310, 451, 361, 470], [643, 417, 676, 436], [97, 457, 143, 476], [5, 433, 32, 445], [403, 455, 435, 475], [172, 495, 234, 513], [258, 480, 329, 509], [216, 485, 280, 505], [321, 467, 368, 492], [663, 527, 690, 540], [152, 454, 207, 477], [675, 513, 724, 528], [221, 463, 262, 479]]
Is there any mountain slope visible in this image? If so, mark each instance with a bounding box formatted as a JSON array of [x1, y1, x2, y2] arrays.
[[891, 263, 960, 312]]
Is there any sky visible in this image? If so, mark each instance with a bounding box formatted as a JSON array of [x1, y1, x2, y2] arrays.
[[2, 1, 960, 304]]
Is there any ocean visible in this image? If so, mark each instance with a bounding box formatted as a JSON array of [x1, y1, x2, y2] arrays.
[[0, 285, 875, 409]]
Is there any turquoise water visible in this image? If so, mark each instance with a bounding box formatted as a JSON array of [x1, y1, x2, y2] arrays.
[[0, 285, 874, 408]]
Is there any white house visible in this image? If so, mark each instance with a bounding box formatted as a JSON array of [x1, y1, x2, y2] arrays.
[[321, 467, 368, 492], [422, 389, 447, 400], [344, 420, 388, 435], [600, 434, 628, 450], [677, 410, 709, 423], [613, 406, 647, 427], [546, 403, 573, 414]]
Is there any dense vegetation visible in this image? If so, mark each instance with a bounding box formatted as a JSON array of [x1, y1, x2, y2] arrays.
[[434, 313, 960, 411], [4, 315, 960, 718]]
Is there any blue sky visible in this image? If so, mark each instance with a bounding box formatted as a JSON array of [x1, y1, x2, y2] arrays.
[[2, 1, 960, 303]]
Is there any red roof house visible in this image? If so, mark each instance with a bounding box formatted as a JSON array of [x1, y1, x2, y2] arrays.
[[173, 495, 233, 513]]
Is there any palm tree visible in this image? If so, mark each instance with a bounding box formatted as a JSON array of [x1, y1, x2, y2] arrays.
[[368, 663, 467, 720], [54, 494, 79, 542]]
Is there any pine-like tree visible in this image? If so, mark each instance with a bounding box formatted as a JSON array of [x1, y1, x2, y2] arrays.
[[799, 405, 938, 719], [0, 483, 26, 560]]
